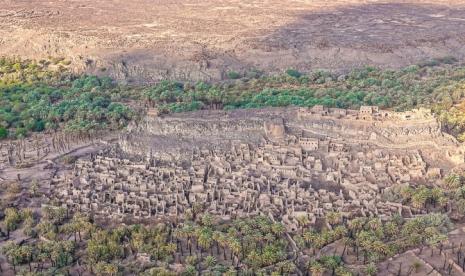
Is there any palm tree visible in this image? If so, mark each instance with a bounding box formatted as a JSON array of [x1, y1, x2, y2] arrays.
[[313, 233, 328, 252], [70, 212, 92, 241], [332, 225, 348, 240], [201, 214, 213, 227], [105, 263, 118, 276], [183, 265, 197, 276], [326, 211, 342, 227], [424, 227, 447, 257], [165, 243, 177, 259], [296, 215, 310, 234], [130, 230, 145, 258], [309, 261, 325, 276], [445, 173, 461, 189], [212, 231, 222, 255], [456, 186, 465, 200], [365, 262, 378, 276], [341, 237, 353, 257], [262, 245, 279, 266], [3, 241, 21, 273], [430, 187, 443, 207], [277, 260, 296, 275], [412, 193, 428, 209], [174, 227, 188, 256], [224, 266, 237, 276], [438, 196, 449, 212], [400, 186, 414, 202], [197, 227, 213, 256], [335, 266, 353, 276], [21, 245, 34, 272], [303, 230, 317, 253], [182, 224, 196, 255], [347, 218, 365, 235], [4, 208, 21, 239], [203, 255, 217, 271], [384, 221, 398, 238], [271, 223, 286, 237], [320, 255, 341, 276], [255, 216, 272, 233], [216, 233, 229, 260], [228, 238, 241, 267], [367, 218, 381, 232], [35, 247, 50, 272], [246, 250, 262, 271], [371, 240, 389, 257], [355, 231, 374, 261]]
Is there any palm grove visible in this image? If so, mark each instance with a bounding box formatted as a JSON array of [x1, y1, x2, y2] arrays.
[[0, 200, 457, 275]]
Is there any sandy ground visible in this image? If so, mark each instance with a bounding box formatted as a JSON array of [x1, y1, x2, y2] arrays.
[[1, 0, 465, 83]]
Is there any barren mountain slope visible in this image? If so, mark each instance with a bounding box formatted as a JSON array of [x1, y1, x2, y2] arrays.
[[1, 0, 465, 83]]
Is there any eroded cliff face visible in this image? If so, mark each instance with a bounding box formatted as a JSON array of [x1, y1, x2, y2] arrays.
[[2, 0, 465, 83], [119, 107, 465, 168], [120, 109, 283, 157]]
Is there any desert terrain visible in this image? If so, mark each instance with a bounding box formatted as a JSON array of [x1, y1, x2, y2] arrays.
[[2, 0, 465, 83], [3, 1, 465, 275]]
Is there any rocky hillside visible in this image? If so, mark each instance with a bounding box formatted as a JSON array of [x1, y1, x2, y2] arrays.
[[1, 0, 465, 83]]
